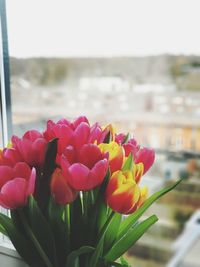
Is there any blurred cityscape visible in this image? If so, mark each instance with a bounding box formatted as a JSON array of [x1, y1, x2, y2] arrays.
[[10, 55, 200, 267]]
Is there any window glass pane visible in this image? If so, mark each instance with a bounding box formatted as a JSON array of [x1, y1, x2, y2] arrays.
[[5, 0, 200, 265]]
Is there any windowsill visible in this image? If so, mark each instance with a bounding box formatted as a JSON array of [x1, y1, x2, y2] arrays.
[[0, 244, 27, 267]]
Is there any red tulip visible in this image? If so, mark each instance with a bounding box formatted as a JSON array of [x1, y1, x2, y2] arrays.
[[99, 142, 124, 173], [0, 162, 36, 209], [12, 130, 47, 167], [51, 168, 77, 205], [61, 144, 108, 191], [123, 138, 139, 157], [106, 170, 140, 214]]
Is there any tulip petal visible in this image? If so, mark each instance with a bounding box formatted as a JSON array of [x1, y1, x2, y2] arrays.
[[0, 178, 27, 209], [51, 168, 77, 205], [88, 123, 102, 143], [107, 184, 140, 214], [13, 162, 31, 180], [99, 142, 124, 173], [136, 148, 155, 174], [73, 116, 89, 129], [68, 163, 90, 191], [2, 148, 22, 166], [73, 122, 90, 149], [89, 159, 108, 188], [23, 130, 43, 141], [32, 138, 47, 166], [78, 144, 103, 169], [0, 166, 13, 189], [62, 145, 76, 165], [57, 118, 71, 127], [27, 168, 36, 196]]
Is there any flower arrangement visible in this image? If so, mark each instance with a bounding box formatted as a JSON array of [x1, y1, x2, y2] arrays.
[[0, 116, 180, 267]]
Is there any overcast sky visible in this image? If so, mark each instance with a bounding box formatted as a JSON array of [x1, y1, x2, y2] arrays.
[[6, 0, 200, 58]]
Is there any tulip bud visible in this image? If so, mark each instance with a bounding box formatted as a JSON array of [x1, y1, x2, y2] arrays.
[[106, 170, 140, 214], [135, 148, 155, 174], [61, 144, 108, 191], [99, 142, 124, 173], [0, 162, 36, 209], [12, 130, 47, 167], [51, 168, 77, 205]]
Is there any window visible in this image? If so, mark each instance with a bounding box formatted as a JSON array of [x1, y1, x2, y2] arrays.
[[2, 1, 200, 266]]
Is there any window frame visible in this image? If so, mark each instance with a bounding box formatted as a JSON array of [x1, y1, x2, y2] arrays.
[[0, 0, 12, 249], [0, 0, 12, 147]]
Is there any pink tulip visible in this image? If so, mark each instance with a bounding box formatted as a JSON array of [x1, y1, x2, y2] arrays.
[[0, 148, 22, 167], [88, 123, 113, 144], [44, 117, 92, 156], [44, 119, 74, 154], [71, 116, 89, 130], [123, 139, 155, 175], [12, 130, 47, 167], [61, 144, 108, 191], [0, 162, 36, 209], [72, 122, 90, 150], [135, 147, 155, 174], [88, 123, 104, 144], [123, 138, 139, 157], [115, 133, 126, 144]]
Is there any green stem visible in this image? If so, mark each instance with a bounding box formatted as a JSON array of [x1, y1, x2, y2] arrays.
[[65, 204, 71, 251], [82, 191, 88, 220], [65, 205, 70, 235], [88, 211, 115, 267], [90, 190, 95, 206], [18, 209, 54, 267]]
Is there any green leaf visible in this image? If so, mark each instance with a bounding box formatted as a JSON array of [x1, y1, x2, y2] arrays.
[[103, 262, 127, 267], [97, 202, 108, 234], [122, 133, 130, 144], [122, 153, 133, 171], [43, 138, 58, 177], [88, 170, 110, 244], [89, 211, 115, 267], [28, 196, 57, 267], [117, 179, 182, 240], [36, 138, 58, 213], [0, 222, 7, 236], [48, 198, 69, 267], [70, 195, 87, 250], [66, 246, 95, 267], [104, 213, 122, 252], [105, 215, 158, 262], [0, 213, 45, 267], [107, 262, 127, 267], [120, 256, 131, 267]]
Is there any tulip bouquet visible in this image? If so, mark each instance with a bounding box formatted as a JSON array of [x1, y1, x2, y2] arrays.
[[0, 116, 180, 267]]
